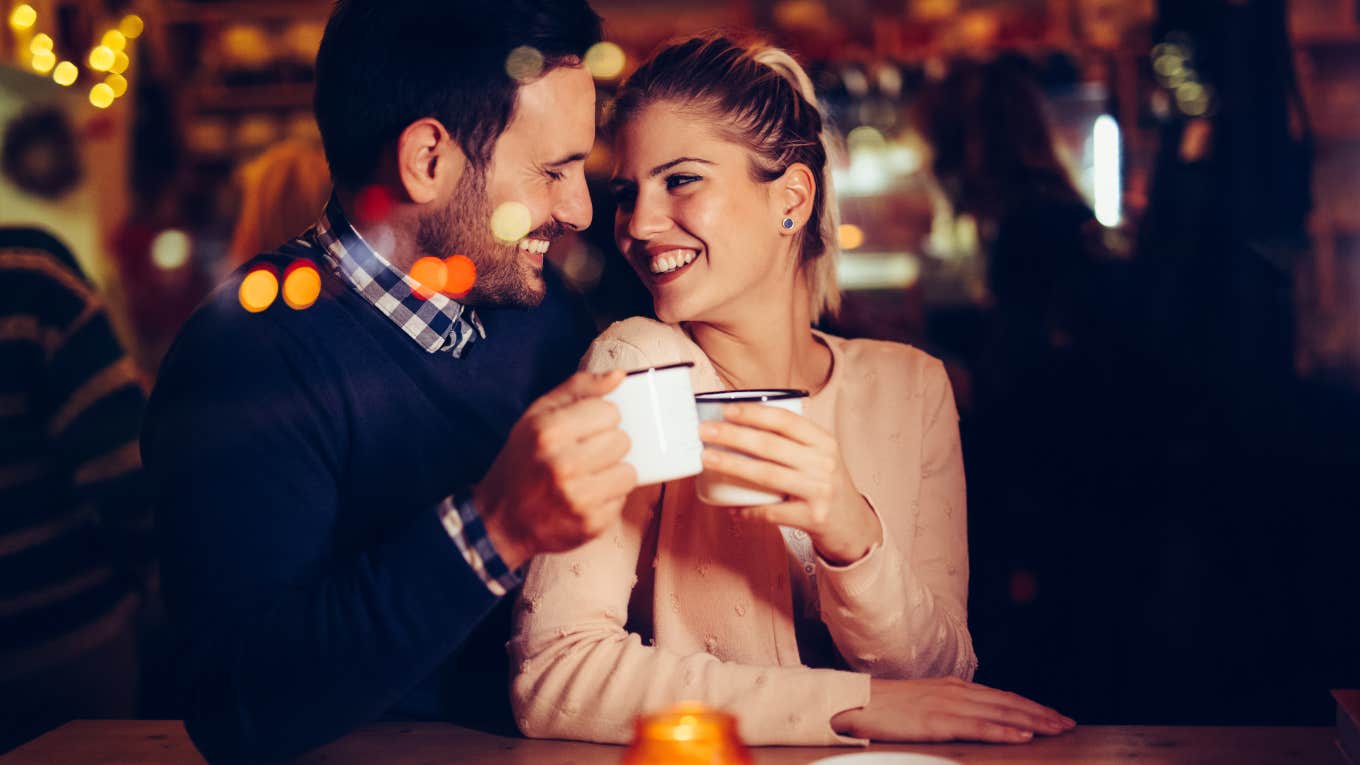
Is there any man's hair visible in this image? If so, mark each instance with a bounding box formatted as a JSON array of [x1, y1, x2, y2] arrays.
[[314, 0, 602, 190]]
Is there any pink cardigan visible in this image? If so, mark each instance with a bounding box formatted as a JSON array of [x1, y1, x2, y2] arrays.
[[510, 318, 976, 746]]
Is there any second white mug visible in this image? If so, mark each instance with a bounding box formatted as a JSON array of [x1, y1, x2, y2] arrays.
[[694, 389, 809, 506]]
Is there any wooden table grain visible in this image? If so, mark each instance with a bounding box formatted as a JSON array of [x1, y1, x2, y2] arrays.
[[1, 720, 1342, 764]]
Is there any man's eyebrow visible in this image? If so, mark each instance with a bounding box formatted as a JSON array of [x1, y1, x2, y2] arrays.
[[648, 156, 714, 176], [545, 152, 590, 168]]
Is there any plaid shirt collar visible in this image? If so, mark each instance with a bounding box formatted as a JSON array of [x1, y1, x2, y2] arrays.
[[313, 195, 485, 357]]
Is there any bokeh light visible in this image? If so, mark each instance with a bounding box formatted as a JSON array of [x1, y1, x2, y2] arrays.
[[30, 49, 56, 73], [29, 33, 53, 53], [584, 41, 625, 81], [53, 61, 78, 86], [89, 82, 115, 109], [443, 254, 477, 296], [283, 262, 322, 310], [239, 267, 279, 313], [505, 46, 544, 83], [490, 201, 532, 243], [110, 50, 129, 74], [355, 185, 392, 223], [119, 14, 144, 39], [101, 29, 127, 51], [151, 230, 191, 270], [9, 4, 36, 30], [409, 256, 447, 300], [838, 223, 865, 251], [559, 240, 604, 291], [105, 73, 128, 97], [89, 45, 116, 72]]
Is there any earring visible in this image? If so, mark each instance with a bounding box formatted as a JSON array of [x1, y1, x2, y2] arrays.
[[781, 217, 795, 230]]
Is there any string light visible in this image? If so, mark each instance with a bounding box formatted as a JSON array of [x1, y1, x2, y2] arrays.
[[239, 268, 279, 313], [101, 29, 127, 51], [9, 4, 37, 30], [490, 201, 532, 243], [89, 82, 115, 109], [30, 48, 56, 73], [53, 61, 78, 86], [152, 230, 191, 269], [29, 33, 53, 53], [105, 73, 128, 97], [119, 14, 144, 39], [110, 50, 129, 74], [443, 255, 477, 296], [282, 262, 321, 310], [838, 224, 865, 251], [89, 45, 116, 72]]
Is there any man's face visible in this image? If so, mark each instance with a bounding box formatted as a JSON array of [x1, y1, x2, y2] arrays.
[[419, 64, 596, 308]]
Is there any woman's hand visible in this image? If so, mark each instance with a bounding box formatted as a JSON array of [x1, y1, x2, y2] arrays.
[[832, 677, 1076, 743], [698, 403, 881, 565]]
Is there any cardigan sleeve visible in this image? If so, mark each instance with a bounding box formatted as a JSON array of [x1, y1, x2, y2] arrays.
[[144, 297, 500, 764], [510, 326, 870, 747], [815, 355, 978, 681]]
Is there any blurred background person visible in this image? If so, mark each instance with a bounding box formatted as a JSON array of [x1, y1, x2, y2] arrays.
[[224, 138, 330, 271], [0, 226, 152, 753]]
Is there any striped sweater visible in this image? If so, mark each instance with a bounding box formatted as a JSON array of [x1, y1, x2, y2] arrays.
[[0, 227, 150, 681]]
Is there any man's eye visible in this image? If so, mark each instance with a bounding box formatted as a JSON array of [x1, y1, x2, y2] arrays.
[[546, 169, 565, 182], [666, 174, 700, 190]]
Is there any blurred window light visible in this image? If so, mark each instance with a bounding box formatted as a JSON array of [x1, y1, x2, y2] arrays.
[[1092, 115, 1121, 228], [837, 252, 921, 290], [152, 230, 192, 269], [585, 42, 625, 81]]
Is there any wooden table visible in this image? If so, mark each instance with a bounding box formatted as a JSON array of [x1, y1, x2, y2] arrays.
[[1, 720, 1342, 764]]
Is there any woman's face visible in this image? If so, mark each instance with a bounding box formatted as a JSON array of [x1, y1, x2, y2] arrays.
[[610, 101, 795, 325]]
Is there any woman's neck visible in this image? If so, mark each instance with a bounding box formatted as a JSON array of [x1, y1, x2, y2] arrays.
[[685, 284, 831, 394]]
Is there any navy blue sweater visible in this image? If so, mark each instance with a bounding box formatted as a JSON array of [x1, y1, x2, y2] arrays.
[[142, 243, 594, 762]]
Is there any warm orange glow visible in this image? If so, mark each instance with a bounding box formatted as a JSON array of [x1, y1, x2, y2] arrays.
[[239, 268, 280, 313], [283, 262, 322, 310], [838, 223, 865, 251], [354, 185, 392, 223], [623, 703, 752, 765], [409, 256, 447, 300], [443, 255, 476, 297]]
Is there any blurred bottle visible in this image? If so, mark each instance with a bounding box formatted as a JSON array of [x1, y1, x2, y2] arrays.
[[622, 703, 753, 765]]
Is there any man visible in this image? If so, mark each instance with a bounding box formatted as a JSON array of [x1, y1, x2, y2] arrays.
[[141, 1, 636, 761], [1, 227, 150, 752]]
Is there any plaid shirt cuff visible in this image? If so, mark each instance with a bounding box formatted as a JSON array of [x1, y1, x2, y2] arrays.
[[436, 493, 523, 597]]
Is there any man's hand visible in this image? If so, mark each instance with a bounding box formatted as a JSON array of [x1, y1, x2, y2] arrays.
[[832, 677, 1076, 743], [476, 370, 637, 570]]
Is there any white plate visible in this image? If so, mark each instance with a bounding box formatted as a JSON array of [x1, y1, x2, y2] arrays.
[[808, 754, 961, 765]]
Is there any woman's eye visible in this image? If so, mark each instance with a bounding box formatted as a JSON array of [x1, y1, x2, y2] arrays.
[[665, 174, 700, 190], [546, 169, 565, 182]]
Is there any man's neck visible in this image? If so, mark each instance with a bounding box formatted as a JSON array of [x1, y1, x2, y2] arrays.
[[333, 186, 424, 273]]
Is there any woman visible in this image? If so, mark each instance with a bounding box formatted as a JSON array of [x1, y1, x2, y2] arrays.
[[510, 36, 1074, 747]]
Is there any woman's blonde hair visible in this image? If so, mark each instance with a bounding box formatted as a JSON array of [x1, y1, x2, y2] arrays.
[[228, 140, 331, 269], [605, 35, 841, 321]]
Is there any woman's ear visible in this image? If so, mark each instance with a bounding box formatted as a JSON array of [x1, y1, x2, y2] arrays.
[[774, 162, 816, 234], [396, 117, 467, 205]]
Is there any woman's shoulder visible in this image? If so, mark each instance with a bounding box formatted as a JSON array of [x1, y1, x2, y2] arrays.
[[581, 317, 699, 373], [821, 332, 948, 390]]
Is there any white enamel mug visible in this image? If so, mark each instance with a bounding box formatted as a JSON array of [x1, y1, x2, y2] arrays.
[[605, 362, 703, 486], [694, 389, 809, 506]]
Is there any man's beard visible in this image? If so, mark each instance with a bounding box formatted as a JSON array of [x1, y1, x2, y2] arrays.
[[416, 166, 546, 308]]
